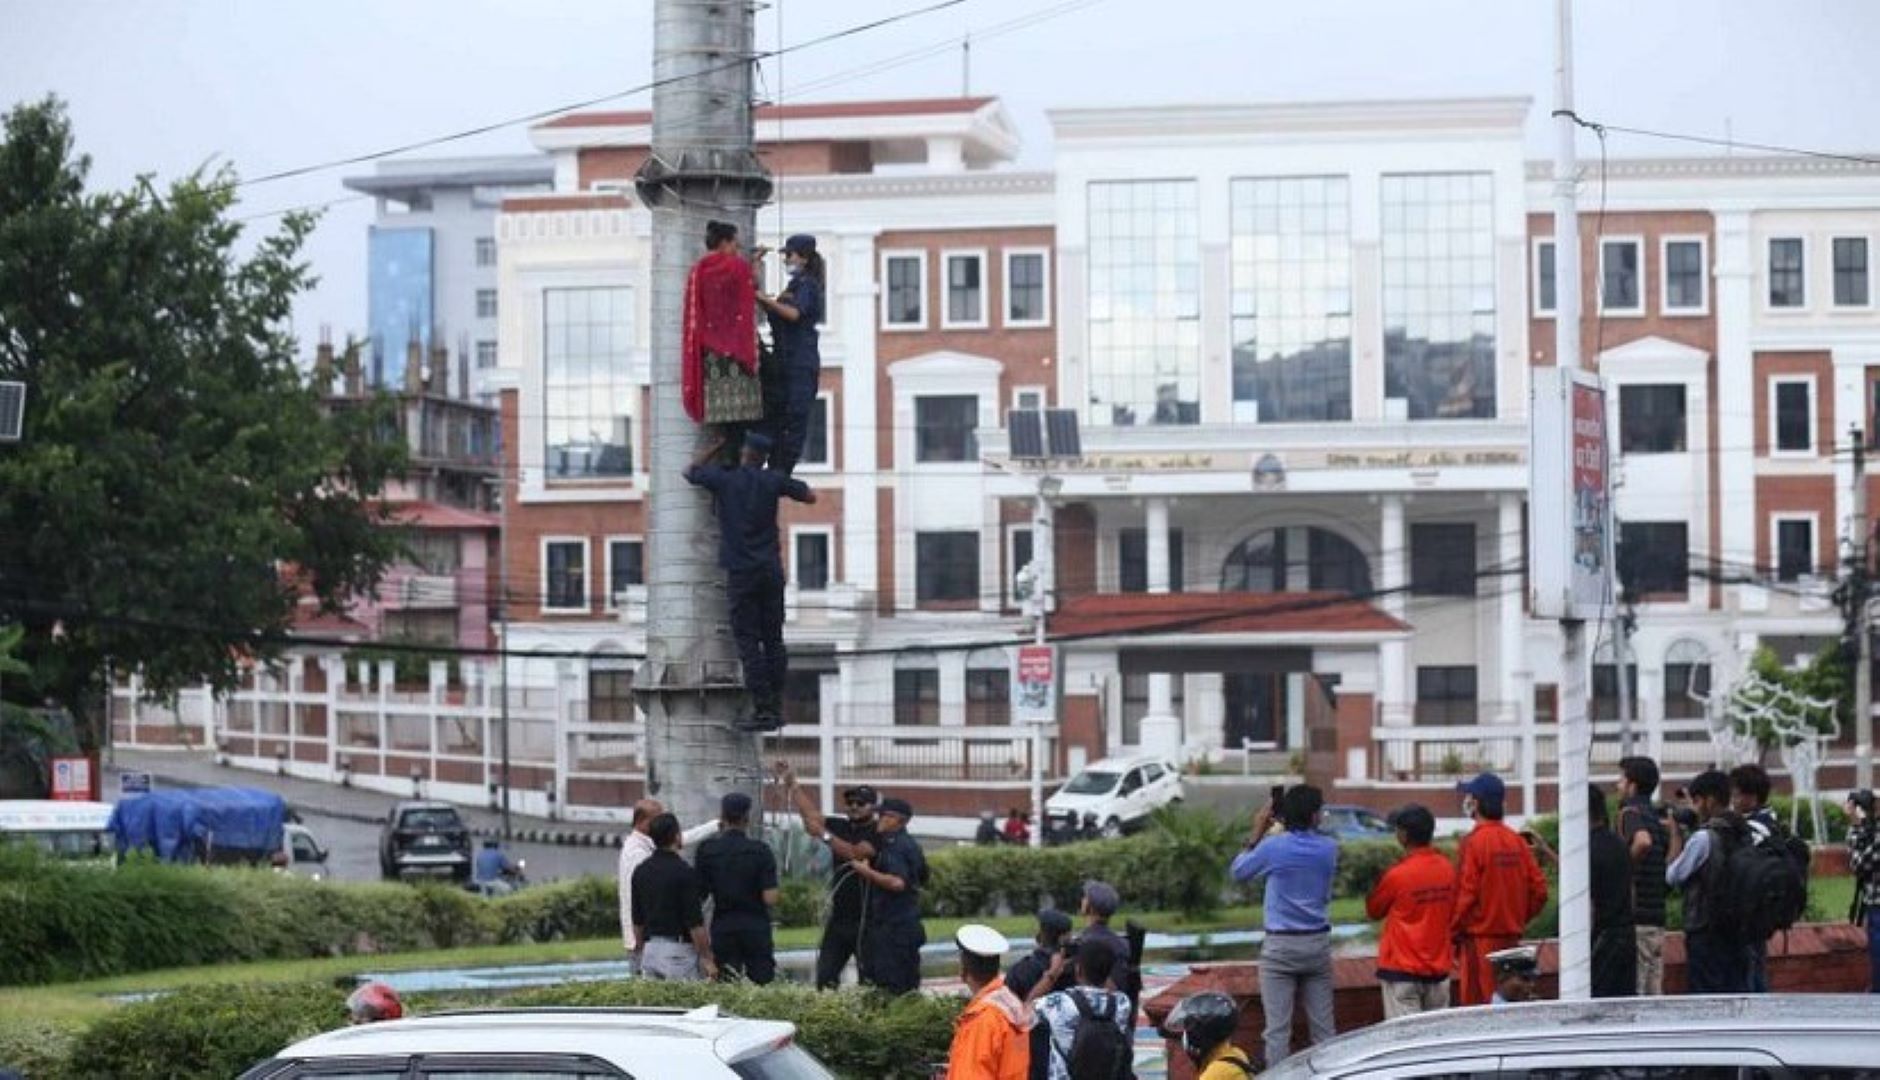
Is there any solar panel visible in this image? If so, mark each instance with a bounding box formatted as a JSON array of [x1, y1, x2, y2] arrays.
[[1008, 409, 1045, 459], [1044, 408, 1081, 459], [0, 382, 23, 442]]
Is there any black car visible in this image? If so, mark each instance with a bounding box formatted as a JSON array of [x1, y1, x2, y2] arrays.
[[378, 800, 472, 881]]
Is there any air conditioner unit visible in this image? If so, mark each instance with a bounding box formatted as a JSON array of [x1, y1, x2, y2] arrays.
[[0, 381, 23, 442]]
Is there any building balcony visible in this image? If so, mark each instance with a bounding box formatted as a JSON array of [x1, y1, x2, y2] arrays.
[[390, 574, 459, 610]]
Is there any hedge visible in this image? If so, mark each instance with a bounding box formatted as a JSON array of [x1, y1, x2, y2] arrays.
[[0, 980, 957, 1080]]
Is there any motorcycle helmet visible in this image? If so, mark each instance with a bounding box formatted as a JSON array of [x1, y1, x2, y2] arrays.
[[1160, 991, 1240, 1065], [346, 981, 405, 1024]]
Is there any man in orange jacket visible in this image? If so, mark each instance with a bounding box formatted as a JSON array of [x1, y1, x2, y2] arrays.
[[1450, 773, 1548, 1006], [946, 924, 1033, 1079], [1366, 804, 1457, 1018]]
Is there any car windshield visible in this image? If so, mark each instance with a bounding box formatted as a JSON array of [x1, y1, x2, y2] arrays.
[[731, 1044, 837, 1080], [1062, 770, 1120, 795], [399, 808, 462, 831]]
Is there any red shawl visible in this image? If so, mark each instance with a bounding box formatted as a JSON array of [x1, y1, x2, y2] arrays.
[[681, 250, 758, 422]]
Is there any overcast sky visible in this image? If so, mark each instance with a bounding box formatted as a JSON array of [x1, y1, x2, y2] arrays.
[[5, 0, 1879, 345]]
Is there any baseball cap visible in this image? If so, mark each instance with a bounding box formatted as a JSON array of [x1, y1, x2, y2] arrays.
[[878, 797, 914, 819], [1457, 772, 1506, 806], [783, 233, 817, 256], [1082, 880, 1121, 917], [955, 924, 1009, 958]]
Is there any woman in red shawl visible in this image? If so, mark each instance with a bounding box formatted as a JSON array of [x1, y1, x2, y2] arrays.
[[682, 220, 759, 425]]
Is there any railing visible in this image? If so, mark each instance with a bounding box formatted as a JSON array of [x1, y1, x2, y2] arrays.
[[393, 573, 459, 610]]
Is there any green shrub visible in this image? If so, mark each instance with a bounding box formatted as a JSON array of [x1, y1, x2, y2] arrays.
[[1768, 795, 1849, 844], [776, 876, 823, 929], [63, 982, 345, 1080], [0, 1017, 79, 1080], [511, 978, 962, 1080]]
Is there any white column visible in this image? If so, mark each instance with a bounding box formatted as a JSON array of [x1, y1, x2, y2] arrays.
[[839, 231, 881, 602], [1378, 495, 1410, 724], [1498, 493, 1526, 712], [1714, 211, 1757, 598], [1140, 497, 1182, 757]]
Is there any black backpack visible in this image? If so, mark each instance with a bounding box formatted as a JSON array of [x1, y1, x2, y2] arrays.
[[1066, 990, 1134, 1080], [1712, 818, 1810, 944]]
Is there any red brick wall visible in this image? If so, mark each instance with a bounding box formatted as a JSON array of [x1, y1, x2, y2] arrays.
[[1754, 475, 1837, 576], [1526, 211, 1717, 368], [1752, 350, 1835, 458]]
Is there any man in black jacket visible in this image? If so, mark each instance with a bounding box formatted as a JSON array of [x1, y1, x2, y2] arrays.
[[1618, 755, 1669, 994]]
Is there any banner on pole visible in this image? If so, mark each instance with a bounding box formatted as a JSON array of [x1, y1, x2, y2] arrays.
[[1014, 645, 1056, 724], [51, 756, 93, 802], [1530, 367, 1613, 620]]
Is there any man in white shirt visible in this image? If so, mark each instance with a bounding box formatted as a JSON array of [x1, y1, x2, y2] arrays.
[[618, 798, 719, 975]]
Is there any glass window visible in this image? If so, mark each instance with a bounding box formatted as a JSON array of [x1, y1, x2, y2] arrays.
[[1230, 176, 1352, 422], [1600, 239, 1642, 312], [1664, 239, 1706, 311], [1591, 662, 1639, 722], [1120, 673, 1185, 747], [1007, 251, 1047, 324], [543, 287, 635, 478], [795, 532, 830, 591], [1410, 522, 1476, 597], [800, 396, 829, 467], [1835, 236, 1871, 306], [1770, 237, 1806, 307], [1221, 527, 1373, 595], [1118, 528, 1185, 593], [1009, 528, 1034, 605], [884, 254, 925, 326], [1774, 380, 1813, 453], [474, 236, 496, 267], [782, 669, 821, 727], [405, 533, 462, 574], [545, 540, 587, 610], [367, 226, 434, 389], [966, 665, 1010, 726], [915, 532, 978, 603], [1617, 522, 1689, 598], [945, 253, 985, 326], [1013, 387, 1045, 412], [1086, 179, 1201, 427], [915, 395, 978, 463], [476, 288, 498, 319], [1381, 173, 1497, 420], [608, 539, 643, 599], [1776, 518, 1815, 581], [1414, 666, 1477, 726], [475, 339, 498, 369], [1535, 239, 1557, 314], [1663, 660, 1712, 720], [894, 668, 940, 726], [589, 668, 635, 723], [1619, 384, 1688, 453], [729, 1042, 840, 1080]]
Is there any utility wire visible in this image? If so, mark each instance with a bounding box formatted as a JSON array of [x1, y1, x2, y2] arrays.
[[1560, 112, 1880, 170]]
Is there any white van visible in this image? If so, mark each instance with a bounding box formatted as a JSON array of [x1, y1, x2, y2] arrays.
[[1044, 754, 1184, 838], [0, 799, 115, 860]]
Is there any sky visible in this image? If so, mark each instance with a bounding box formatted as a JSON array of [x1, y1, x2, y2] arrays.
[[5, 0, 1880, 346]]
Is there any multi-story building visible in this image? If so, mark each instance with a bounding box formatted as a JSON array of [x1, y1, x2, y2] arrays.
[[473, 94, 1880, 823], [344, 155, 553, 394]]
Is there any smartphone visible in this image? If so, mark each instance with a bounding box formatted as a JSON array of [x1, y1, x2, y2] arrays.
[[1270, 784, 1286, 805]]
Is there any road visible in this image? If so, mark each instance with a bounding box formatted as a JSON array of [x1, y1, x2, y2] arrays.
[[294, 808, 619, 884]]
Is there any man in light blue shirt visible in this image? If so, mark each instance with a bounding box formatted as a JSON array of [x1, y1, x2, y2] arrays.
[[1230, 784, 1339, 1067]]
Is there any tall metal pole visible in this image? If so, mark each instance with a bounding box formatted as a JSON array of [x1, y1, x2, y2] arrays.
[[635, 0, 773, 833], [1029, 483, 1054, 850], [1614, 600, 1635, 758], [1552, 0, 1593, 1003], [1853, 426, 1872, 793], [492, 474, 512, 840]]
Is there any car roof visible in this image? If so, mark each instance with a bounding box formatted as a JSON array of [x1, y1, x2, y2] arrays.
[[1079, 755, 1171, 772], [1291, 996, 1880, 1074], [391, 801, 460, 813], [274, 1007, 795, 1065]]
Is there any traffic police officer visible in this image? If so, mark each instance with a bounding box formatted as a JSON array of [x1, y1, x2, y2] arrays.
[[683, 430, 816, 731], [755, 233, 824, 477], [695, 791, 780, 984], [847, 796, 928, 994]]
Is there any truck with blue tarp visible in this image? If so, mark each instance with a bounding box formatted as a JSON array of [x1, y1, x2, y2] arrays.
[[107, 787, 326, 871]]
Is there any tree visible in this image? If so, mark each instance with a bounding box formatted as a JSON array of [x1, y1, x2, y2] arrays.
[[0, 98, 405, 751]]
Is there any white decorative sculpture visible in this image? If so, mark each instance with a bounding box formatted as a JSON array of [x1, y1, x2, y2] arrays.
[[1721, 668, 1839, 840]]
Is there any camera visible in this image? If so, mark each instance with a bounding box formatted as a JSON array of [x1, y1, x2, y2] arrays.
[[1059, 934, 1081, 958], [1671, 807, 1699, 832]]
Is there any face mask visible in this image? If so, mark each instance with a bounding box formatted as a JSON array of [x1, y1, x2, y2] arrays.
[[1462, 796, 1478, 818]]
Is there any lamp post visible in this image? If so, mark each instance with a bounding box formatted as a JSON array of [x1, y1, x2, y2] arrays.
[[1027, 474, 1062, 850]]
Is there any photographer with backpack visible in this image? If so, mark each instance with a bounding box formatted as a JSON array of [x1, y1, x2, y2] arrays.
[[1847, 789, 1879, 992], [1728, 764, 1805, 992], [1667, 768, 1807, 993], [1030, 938, 1135, 1080]]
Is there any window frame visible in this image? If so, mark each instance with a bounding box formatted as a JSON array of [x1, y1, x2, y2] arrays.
[[794, 391, 834, 473], [474, 339, 498, 369], [879, 250, 928, 331], [1117, 527, 1186, 594], [893, 666, 941, 726], [1010, 385, 1048, 415], [1413, 665, 1479, 726], [475, 288, 499, 320], [1597, 235, 1646, 316], [1003, 246, 1052, 329], [474, 236, 496, 268], [914, 530, 981, 605], [1767, 235, 1808, 310], [941, 248, 990, 330], [913, 393, 981, 465], [1832, 234, 1874, 309], [1772, 512, 1818, 582], [540, 536, 590, 614], [790, 524, 834, 593], [1532, 236, 1557, 318], [1659, 234, 1710, 316], [603, 535, 643, 612], [1004, 523, 1035, 607], [1617, 382, 1689, 455], [1617, 520, 1692, 601], [1409, 522, 1478, 598], [1769, 375, 1817, 457], [964, 662, 1012, 727]]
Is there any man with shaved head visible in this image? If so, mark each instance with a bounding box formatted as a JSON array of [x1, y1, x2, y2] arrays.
[[619, 797, 719, 976]]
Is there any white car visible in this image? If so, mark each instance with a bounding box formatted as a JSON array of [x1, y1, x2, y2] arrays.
[[1045, 754, 1184, 838], [239, 1006, 837, 1079]]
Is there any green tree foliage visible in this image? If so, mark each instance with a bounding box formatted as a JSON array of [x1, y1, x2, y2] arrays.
[[0, 98, 405, 748], [1727, 647, 1844, 749]]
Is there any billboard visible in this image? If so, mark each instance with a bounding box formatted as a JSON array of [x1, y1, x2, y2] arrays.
[[1530, 367, 1613, 620], [1014, 645, 1056, 724]]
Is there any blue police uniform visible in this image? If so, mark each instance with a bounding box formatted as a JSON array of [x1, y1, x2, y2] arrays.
[[765, 253, 823, 477], [683, 457, 812, 719], [865, 828, 929, 994]]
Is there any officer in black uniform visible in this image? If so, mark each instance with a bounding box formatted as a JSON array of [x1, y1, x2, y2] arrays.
[[695, 791, 779, 984], [847, 796, 928, 995], [776, 761, 881, 989]]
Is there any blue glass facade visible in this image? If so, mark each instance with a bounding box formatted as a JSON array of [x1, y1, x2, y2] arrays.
[[367, 227, 434, 387]]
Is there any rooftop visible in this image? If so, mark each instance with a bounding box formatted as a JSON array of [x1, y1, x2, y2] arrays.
[[342, 154, 554, 198]]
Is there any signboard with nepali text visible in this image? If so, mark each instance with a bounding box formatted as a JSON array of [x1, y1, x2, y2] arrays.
[[1014, 644, 1057, 724], [1530, 367, 1613, 620], [50, 755, 94, 802]]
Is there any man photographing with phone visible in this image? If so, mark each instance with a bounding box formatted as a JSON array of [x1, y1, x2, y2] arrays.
[[1847, 789, 1879, 992]]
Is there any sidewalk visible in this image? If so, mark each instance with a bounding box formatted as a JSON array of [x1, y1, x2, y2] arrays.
[[106, 748, 622, 848]]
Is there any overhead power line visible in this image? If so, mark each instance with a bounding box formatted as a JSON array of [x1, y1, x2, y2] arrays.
[[1559, 110, 1880, 169]]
